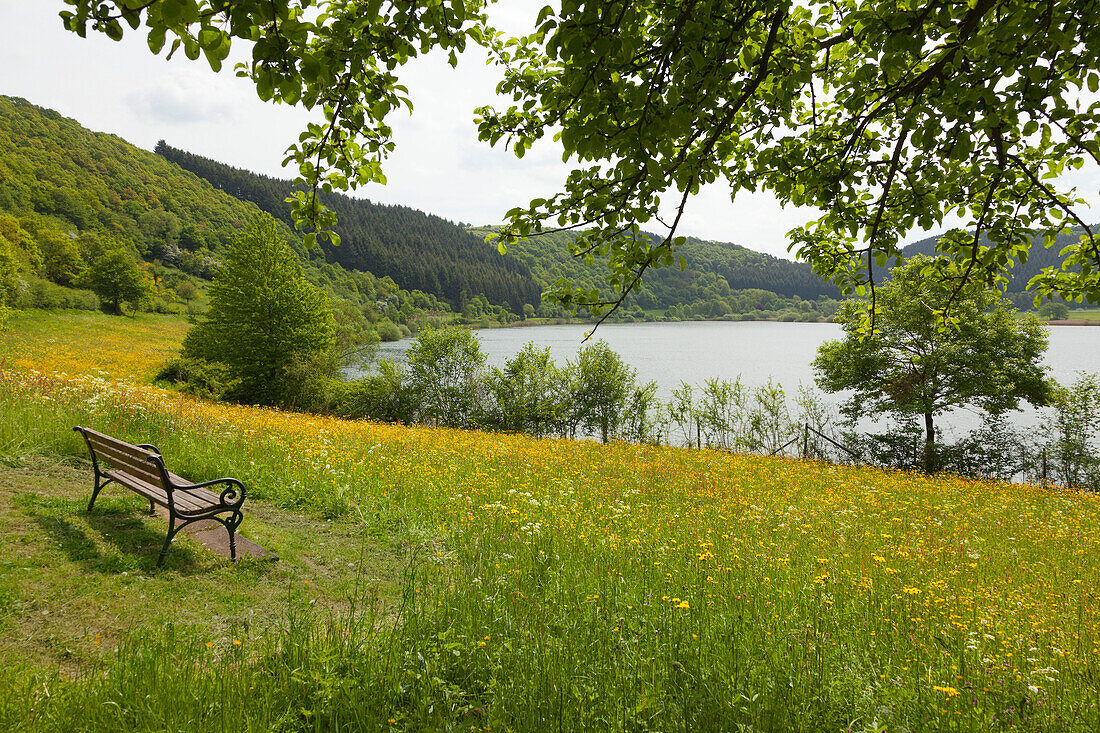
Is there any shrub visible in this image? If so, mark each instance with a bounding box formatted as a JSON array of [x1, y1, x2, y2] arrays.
[[16, 277, 99, 311], [332, 360, 416, 424], [155, 357, 240, 399], [375, 318, 403, 342], [147, 297, 184, 315]]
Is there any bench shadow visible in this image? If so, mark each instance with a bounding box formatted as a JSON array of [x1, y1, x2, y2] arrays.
[[26, 500, 204, 575]]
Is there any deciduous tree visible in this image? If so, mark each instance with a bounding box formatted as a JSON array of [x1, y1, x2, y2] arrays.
[[569, 339, 635, 443], [483, 342, 563, 437], [80, 243, 151, 314], [183, 217, 335, 404], [0, 238, 19, 307], [814, 258, 1052, 472], [405, 326, 486, 428], [1037, 301, 1071, 321]]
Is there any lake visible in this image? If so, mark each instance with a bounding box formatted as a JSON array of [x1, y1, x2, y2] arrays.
[[364, 320, 1100, 439]]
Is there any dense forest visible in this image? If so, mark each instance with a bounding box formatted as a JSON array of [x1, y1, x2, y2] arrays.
[[156, 141, 848, 320], [155, 142, 542, 312], [896, 228, 1096, 295], [477, 227, 842, 321], [854, 228, 1099, 312], [0, 95, 452, 337]]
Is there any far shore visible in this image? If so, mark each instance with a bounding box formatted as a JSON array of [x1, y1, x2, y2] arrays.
[[462, 315, 834, 331], [441, 315, 1100, 333]]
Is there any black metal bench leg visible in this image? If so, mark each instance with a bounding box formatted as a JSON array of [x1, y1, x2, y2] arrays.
[[87, 478, 102, 512], [157, 515, 177, 567], [227, 510, 243, 562], [87, 474, 108, 512]]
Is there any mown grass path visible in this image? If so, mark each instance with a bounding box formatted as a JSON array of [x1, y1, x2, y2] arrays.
[[0, 458, 407, 671]]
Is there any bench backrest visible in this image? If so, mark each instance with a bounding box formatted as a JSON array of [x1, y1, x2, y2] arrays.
[[76, 427, 168, 490]]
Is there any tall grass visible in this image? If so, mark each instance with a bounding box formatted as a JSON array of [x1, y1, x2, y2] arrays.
[[2, 313, 1099, 730]]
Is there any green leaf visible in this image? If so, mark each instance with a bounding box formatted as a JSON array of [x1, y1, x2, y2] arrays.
[[147, 27, 167, 54], [104, 19, 124, 42]]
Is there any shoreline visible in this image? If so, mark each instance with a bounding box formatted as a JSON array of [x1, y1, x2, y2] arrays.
[[439, 315, 1100, 332], [457, 315, 833, 331]]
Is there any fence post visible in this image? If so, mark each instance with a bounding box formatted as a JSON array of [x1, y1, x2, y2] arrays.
[[697, 422, 701, 450], [803, 423, 809, 460]]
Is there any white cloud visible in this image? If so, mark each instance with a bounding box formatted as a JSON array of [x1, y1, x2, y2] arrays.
[[126, 84, 234, 126]]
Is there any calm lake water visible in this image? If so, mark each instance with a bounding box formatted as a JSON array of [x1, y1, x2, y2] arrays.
[[366, 320, 1100, 439]]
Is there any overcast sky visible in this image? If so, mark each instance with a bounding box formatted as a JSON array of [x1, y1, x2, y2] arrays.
[[2, 2, 1098, 261]]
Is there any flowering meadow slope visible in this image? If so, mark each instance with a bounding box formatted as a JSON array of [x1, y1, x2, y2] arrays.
[[2, 312, 1098, 730]]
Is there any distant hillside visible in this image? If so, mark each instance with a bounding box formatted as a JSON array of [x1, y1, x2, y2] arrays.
[[880, 228, 1096, 293], [155, 142, 542, 312], [0, 95, 277, 276], [476, 227, 840, 312], [0, 95, 453, 328]]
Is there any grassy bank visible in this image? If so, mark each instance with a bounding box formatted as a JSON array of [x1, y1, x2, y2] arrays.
[[1, 311, 1099, 730]]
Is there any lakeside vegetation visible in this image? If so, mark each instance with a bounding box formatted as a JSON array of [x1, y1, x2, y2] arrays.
[[2, 310, 1099, 730]]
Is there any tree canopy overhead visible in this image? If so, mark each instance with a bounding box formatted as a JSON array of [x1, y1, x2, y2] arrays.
[[60, 0, 1100, 318]]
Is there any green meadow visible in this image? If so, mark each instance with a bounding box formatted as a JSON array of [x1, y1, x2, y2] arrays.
[[1, 311, 1098, 731]]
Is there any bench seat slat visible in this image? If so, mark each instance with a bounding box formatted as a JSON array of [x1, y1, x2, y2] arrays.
[[166, 474, 223, 504], [104, 470, 219, 513], [104, 470, 171, 506]]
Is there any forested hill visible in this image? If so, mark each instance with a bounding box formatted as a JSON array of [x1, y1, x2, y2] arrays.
[[0, 95, 272, 274], [890, 228, 1096, 293], [0, 94, 453, 329], [156, 142, 541, 312], [478, 227, 840, 312]]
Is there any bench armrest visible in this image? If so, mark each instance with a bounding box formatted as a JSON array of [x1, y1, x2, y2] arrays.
[[170, 476, 247, 508], [135, 443, 160, 454]]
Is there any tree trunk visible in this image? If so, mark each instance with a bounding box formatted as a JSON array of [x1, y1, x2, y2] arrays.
[[923, 410, 936, 473]]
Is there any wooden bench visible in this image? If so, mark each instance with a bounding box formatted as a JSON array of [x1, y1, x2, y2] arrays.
[[74, 426, 247, 566]]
